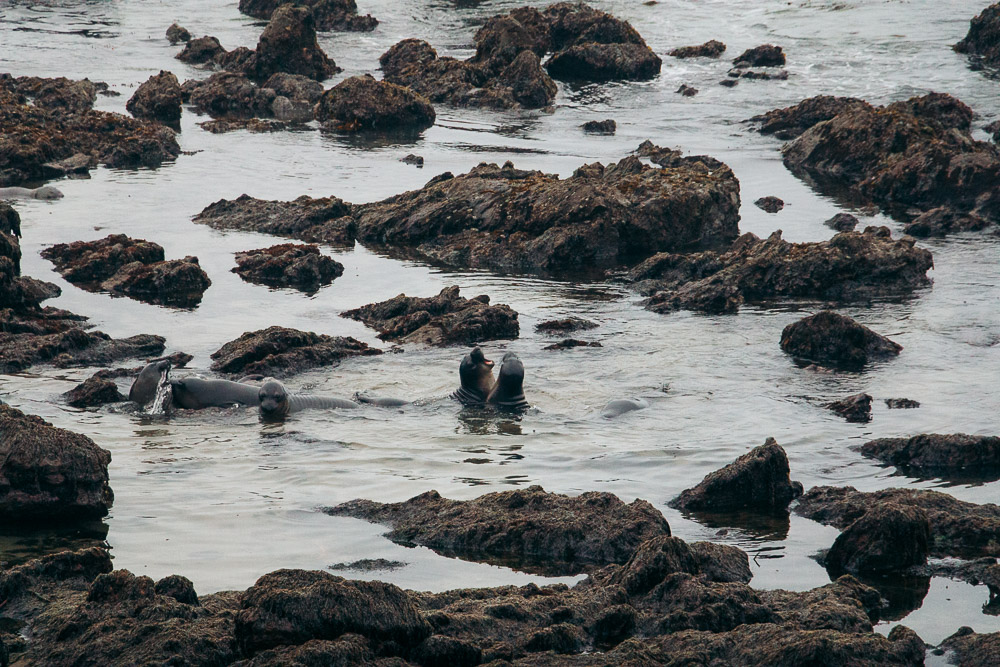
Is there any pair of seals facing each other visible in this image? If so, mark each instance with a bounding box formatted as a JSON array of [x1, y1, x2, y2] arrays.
[[0, 185, 64, 200], [452, 347, 529, 410]]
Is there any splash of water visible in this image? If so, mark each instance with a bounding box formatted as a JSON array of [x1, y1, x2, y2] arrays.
[[147, 368, 173, 415]]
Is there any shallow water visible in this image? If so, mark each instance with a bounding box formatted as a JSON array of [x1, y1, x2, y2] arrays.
[[1, 0, 999, 643]]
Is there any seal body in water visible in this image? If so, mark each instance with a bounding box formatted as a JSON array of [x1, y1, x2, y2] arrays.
[[0, 185, 64, 200], [487, 351, 529, 409], [258, 378, 359, 419], [129, 360, 262, 409], [452, 347, 495, 405], [601, 398, 649, 418]]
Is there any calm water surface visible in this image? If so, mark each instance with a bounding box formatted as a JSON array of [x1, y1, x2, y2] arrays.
[[1, 0, 998, 646]]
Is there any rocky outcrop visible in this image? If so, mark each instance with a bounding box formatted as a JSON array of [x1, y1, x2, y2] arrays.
[[342, 286, 519, 346], [535, 317, 598, 334], [210, 326, 380, 377], [238, 0, 378, 32], [126, 71, 182, 124], [100, 256, 211, 308], [3, 75, 98, 113], [732, 44, 785, 67], [754, 196, 784, 212], [326, 485, 672, 575], [165, 23, 190, 44], [629, 228, 932, 315], [954, 3, 1000, 70], [581, 119, 616, 134], [232, 243, 344, 290], [669, 40, 726, 58], [668, 438, 803, 514], [749, 95, 868, 140], [41, 234, 165, 283], [176, 35, 225, 64], [826, 392, 872, 423], [941, 628, 1000, 667], [0, 331, 166, 373], [62, 371, 127, 408], [861, 434, 1000, 475], [824, 504, 931, 575], [314, 75, 435, 132], [194, 193, 356, 245], [182, 72, 277, 119], [240, 4, 339, 82], [780, 311, 901, 369], [0, 405, 113, 522]]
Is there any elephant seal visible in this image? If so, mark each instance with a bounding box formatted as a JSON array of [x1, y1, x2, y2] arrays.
[[170, 376, 262, 409], [486, 351, 529, 409], [129, 359, 172, 404], [601, 398, 649, 418], [0, 185, 64, 200], [452, 347, 495, 405], [258, 378, 359, 420], [354, 393, 410, 407]]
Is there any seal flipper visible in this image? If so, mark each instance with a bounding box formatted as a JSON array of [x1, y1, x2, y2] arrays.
[[354, 393, 410, 407]]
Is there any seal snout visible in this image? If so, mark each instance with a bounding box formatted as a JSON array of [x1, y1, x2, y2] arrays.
[[471, 346, 493, 368], [258, 378, 289, 419]]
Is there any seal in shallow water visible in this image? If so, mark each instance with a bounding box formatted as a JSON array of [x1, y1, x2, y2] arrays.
[[486, 351, 529, 409], [129, 359, 171, 404], [258, 378, 359, 420], [601, 398, 649, 418], [0, 185, 64, 200], [452, 347, 495, 405], [129, 360, 262, 409]]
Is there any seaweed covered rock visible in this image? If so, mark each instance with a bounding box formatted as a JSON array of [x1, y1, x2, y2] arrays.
[[176, 35, 225, 64], [0, 330, 166, 374], [210, 326, 379, 377], [630, 227, 932, 315], [326, 485, 672, 575], [182, 72, 277, 119], [242, 3, 340, 82], [535, 317, 598, 334], [754, 196, 784, 213], [826, 392, 872, 423], [126, 70, 182, 124], [733, 44, 785, 67], [749, 96, 870, 140], [100, 256, 211, 308], [232, 243, 344, 290], [824, 504, 930, 575], [668, 438, 803, 514], [826, 212, 859, 231], [238, 0, 378, 32], [314, 75, 435, 132], [954, 3, 1000, 70], [861, 434, 1000, 475], [41, 234, 165, 284], [165, 23, 190, 45], [582, 119, 616, 134], [669, 40, 726, 58], [941, 628, 1000, 667], [0, 404, 113, 522], [780, 311, 901, 369], [194, 193, 356, 245], [62, 371, 127, 408], [342, 286, 519, 346]]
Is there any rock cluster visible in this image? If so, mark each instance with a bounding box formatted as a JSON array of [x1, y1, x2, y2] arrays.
[[954, 3, 1000, 70], [238, 0, 378, 32], [210, 326, 380, 377]]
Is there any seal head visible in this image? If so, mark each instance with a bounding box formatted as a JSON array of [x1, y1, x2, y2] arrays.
[[487, 351, 529, 409], [258, 378, 291, 420], [129, 359, 171, 404], [33, 185, 64, 200], [453, 347, 494, 405]]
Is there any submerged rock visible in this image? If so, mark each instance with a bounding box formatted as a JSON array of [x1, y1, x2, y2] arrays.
[[314, 74, 435, 132], [342, 286, 519, 346], [676, 84, 698, 97], [582, 119, 616, 134], [825, 504, 931, 575], [861, 434, 1000, 475], [238, 0, 378, 32], [780, 310, 902, 369], [544, 338, 602, 350], [749, 95, 867, 140], [754, 196, 784, 213], [535, 317, 598, 334], [954, 3, 1000, 70], [210, 326, 380, 377], [176, 35, 225, 64], [733, 44, 785, 68], [232, 243, 344, 290], [62, 371, 127, 408], [669, 40, 726, 58], [126, 70, 182, 123], [668, 438, 803, 514], [825, 392, 872, 423]]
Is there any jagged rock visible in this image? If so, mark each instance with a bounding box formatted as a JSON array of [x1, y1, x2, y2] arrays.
[[238, 0, 378, 32], [861, 434, 1000, 474], [535, 317, 598, 333], [749, 95, 867, 140], [0, 405, 113, 522], [954, 3, 1000, 69], [824, 504, 930, 575], [780, 310, 901, 369], [941, 627, 1000, 667], [126, 71, 182, 123], [825, 212, 859, 231], [676, 84, 698, 97], [342, 286, 519, 346], [326, 485, 672, 575], [0, 330, 165, 373], [176, 35, 225, 64], [5, 76, 97, 113], [62, 371, 127, 408], [210, 326, 379, 377], [669, 40, 726, 58], [885, 398, 919, 409], [183, 72, 277, 119], [165, 23, 190, 44], [41, 234, 165, 284], [733, 44, 785, 67], [233, 243, 344, 291], [100, 256, 211, 308], [630, 228, 932, 315], [194, 193, 356, 245], [315, 75, 435, 132], [826, 392, 872, 423], [754, 196, 784, 212], [581, 119, 616, 134], [543, 338, 601, 350], [242, 4, 340, 82], [262, 72, 324, 103]]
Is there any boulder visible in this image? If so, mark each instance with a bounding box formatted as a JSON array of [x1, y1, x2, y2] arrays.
[[676, 84, 698, 96], [825, 392, 872, 423], [41, 234, 165, 284], [780, 310, 901, 369], [243, 4, 340, 82], [749, 95, 867, 140], [62, 371, 127, 408], [582, 120, 616, 135], [126, 71, 182, 123], [954, 3, 1000, 69], [885, 398, 919, 409], [941, 627, 1000, 667], [165, 23, 190, 44], [669, 40, 726, 58], [238, 0, 378, 32], [861, 434, 1000, 474], [232, 243, 344, 290], [175, 35, 225, 64], [314, 74, 435, 132], [193, 193, 356, 245], [183, 72, 277, 119], [99, 256, 211, 308], [754, 196, 784, 213], [210, 326, 379, 377], [825, 212, 859, 231], [546, 42, 662, 81], [341, 286, 519, 346], [535, 317, 598, 333], [824, 504, 930, 575], [733, 44, 785, 67]]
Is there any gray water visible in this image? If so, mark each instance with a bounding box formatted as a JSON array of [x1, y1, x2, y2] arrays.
[[1, 0, 999, 646]]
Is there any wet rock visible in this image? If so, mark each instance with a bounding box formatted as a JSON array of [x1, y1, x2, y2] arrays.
[[328, 559, 407, 572], [669, 40, 726, 58], [749, 95, 867, 140], [954, 3, 1000, 69], [669, 438, 803, 513], [176, 35, 226, 64], [719, 78, 738, 87], [728, 68, 789, 81], [326, 485, 672, 575], [733, 44, 785, 68], [183, 72, 277, 119], [62, 370, 127, 408], [0, 202, 21, 238], [41, 152, 94, 179], [270, 96, 313, 123], [126, 70, 182, 123], [582, 119, 616, 133], [630, 228, 932, 315], [100, 256, 211, 308], [754, 196, 784, 212], [155, 574, 199, 605], [689, 541, 752, 584], [826, 392, 872, 423], [315, 74, 436, 132], [861, 434, 1000, 474], [535, 317, 598, 333], [262, 72, 324, 104], [342, 286, 519, 347], [412, 634, 482, 666], [210, 325, 380, 377], [0, 330, 166, 373], [239, 0, 378, 32], [244, 4, 340, 82], [986, 119, 1000, 143], [608, 536, 701, 596], [547, 42, 661, 82], [165, 23, 190, 44], [543, 338, 602, 350], [198, 118, 295, 134], [902, 205, 993, 237], [885, 397, 919, 409], [233, 243, 344, 291], [0, 404, 113, 522], [780, 310, 902, 369], [941, 627, 1000, 666], [825, 504, 930, 575], [41, 234, 164, 284], [5, 75, 97, 113], [826, 212, 859, 231], [400, 154, 424, 167], [194, 193, 356, 245]]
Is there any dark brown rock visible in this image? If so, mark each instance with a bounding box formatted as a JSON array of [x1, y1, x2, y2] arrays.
[[183, 72, 277, 119], [126, 70, 182, 123], [0, 202, 21, 238], [41, 234, 165, 284], [733, 44, 785, 67], [197, 118, 295, 134], [100, 256, 211, 308], [941, 628, 1000, 667], [903, 205, 993, 237], [885, 397, 919, 409], [210, 326, 380, 377], [242, 4, 340, 82], [238, 0, 378, 32], [233, 243, 343, 291], [826, 392, 872, 423], [400, 154, 424, 167], [261, 72, 324, 103], [411, 635, 482, 667], [668, 438, 803, 514], [326, 485, 672, 575], [669, 40, 726, 58], [676, 84, 698, 97], [954, 3, 1000, 69], [689, 541, 752, 584], [535, 317, 598, 334], [582, 119, 616, 134], [315, 74, 435, 132], [155, 574, 199, 606], [610, 536, 701, 596], [780, 310, 902, 369], [543, 338, 601, 350], [5, 76, 97, 113], [62, 371, 127, 408], [194, 193, 356, 245], [0, 404, 113, 522], [165, 23, 190, 44], [0, 330, 166, 373], [825, 212, 859, 231], [176, 35, 225, 64], [754, 196, 784, 212], [861, 434, 1000, 474], [546, 42, 661, 82], [825, 504, 930, 575], [749, 95, 867, 140]]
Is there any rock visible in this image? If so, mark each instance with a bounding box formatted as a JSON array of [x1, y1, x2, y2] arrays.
[[244, 4, 340, 82], [861, 434, 1000, 474], [535, 317, 598, 333], [749, 95, 867, 140], [62, 371, 127, 408], [902, 205, 993, 238], [669, 40, 726, 58], [609, 536, 701, 596], [194, 193, 356, 245], [411, 635, 482, 666], [581, 119, 616, 134], [40, 152, 94, 179], [342, 286, 519, 346], [733, 44, 785, 67], [262, 72, 324, 103], [629, 228, 932, 315], [954, 3, 1000, 69], [543, 338, 602, 350], [210, 326, 379, 377], [754, 196, 784, 213], [780, 310, 902, 369], [328, 559, 406, 572], [5, 75, 97, 113], [825, 392, 872, 423], [676, 84, 698, 97], [719, 78, 739, 87], [400, 154, 424, 167], [183, 72, 277, 119], [326, 485, 672, 575], [728, 68, 788, 81], [165, 23, 190, 44], [941, 628, 1000, 667], [0, 202, 21, 238], [689, 541, 752, 584], [825, 212, 859, 231], [668, 438, 803, 514], [233, 243, 344, 291], [176, 35, 225, 64], [825, 504, 930, 575], [238, 0, 378, 32], [0, 330, 166, 374], [885, 398, 919, 409], [547, 42, 662, 82], [155, 574, 199, 605], [270, 96, 313, 123], [314, 74, 436, 132], [198, 118, 295, 134], [41, 234, 165, 284], [126, 70, 182, 123], [0, 404, 113, 522], [987, 119, 1000, 143], [97, 256, 211, 308]]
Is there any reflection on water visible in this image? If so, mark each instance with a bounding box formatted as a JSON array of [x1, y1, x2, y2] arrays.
[[0, 521, 109, 568]]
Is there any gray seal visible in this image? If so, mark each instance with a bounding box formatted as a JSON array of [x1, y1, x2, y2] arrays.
[[0, 185, 64, 200], [258, 378, 359, 420], [601, 398, 649, 418], [171, 376, 262, 409], [129, 359, 171, 404], [452, 347, 495, 406], [486, 351, 529, 409]]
